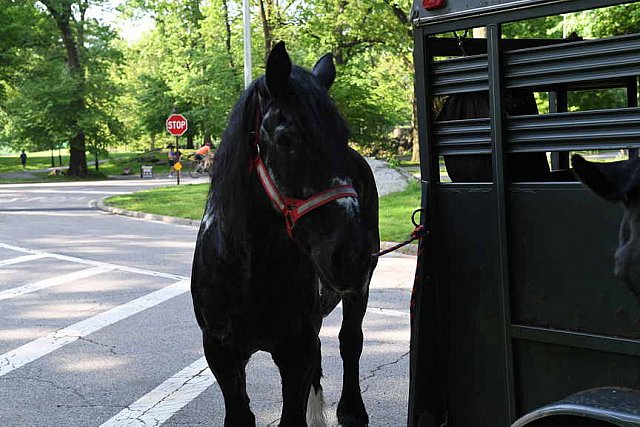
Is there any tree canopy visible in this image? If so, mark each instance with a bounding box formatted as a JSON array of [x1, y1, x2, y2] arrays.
[[1, 1, 639, 171]]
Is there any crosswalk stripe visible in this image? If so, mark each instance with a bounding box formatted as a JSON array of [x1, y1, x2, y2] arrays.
[[99, 357, 214, 427], [0, 266, 113, 302], [0, 243, 188, 281], [0, 254, 48, 267], [366, 306, 410, 318], [0, 280, 190, 377]]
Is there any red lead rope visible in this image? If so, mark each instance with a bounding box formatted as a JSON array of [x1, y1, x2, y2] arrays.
[[250, 109, 358, 239]]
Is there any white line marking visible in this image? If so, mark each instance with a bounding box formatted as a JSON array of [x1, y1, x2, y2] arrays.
[[0, 254, 48, 267], [336, 302, 410, 319], [0, 245, 407, 319], [0, 266, 113, 302], [0, 243, 188, 281], [99, 357, 214, 427], [0, 189, 128, 195], [366, 306, 410, 319], [0, 180, 183, 189], [0, 212, 101, 217], [0, 280, 189, 377]]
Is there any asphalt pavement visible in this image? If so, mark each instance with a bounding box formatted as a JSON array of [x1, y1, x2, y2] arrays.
[[0, 163, 417, 427]]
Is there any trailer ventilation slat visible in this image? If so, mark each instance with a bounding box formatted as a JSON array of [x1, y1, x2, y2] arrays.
[[505, 33, 640, 89], [431, 55, 488, 95], [434, 108, 640, 155], [435, 118, 491, 154], [430, 33, 640, 96], [508, 107, 640, 152]]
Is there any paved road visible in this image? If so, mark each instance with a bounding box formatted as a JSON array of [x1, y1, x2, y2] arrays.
[[0, 178, 416, 426]]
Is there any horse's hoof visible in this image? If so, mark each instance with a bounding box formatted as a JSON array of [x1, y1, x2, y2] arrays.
[[337, 415, 369, 427], [337, 400, 369, 427]]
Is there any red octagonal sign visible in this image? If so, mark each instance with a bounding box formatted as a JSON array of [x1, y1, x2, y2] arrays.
[[166, 114, 188, 136]]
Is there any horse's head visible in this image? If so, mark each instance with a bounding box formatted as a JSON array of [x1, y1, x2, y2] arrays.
[[573, 154, 640, 303], [250, 42, 374, 294]]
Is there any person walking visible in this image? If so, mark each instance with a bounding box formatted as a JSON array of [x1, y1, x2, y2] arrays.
[[167, 145, 182, 178], [19, 150, 27, 170]]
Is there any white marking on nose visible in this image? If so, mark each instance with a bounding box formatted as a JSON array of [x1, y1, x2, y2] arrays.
[[330, 178, 359, 217], [335, 196, 359, 217]]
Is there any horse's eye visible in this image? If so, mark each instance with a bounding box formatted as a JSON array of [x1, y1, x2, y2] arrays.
[[273, 125, 298, 148]]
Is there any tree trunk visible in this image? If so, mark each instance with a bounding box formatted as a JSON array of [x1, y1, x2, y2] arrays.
[[42, 1, 88, 177], [186, 134, 194, 149], [150, 134, 156, 151], [259, 0, 273, 61], [68, 132, 88, 176], [221, 0, 241, 93], [411, 90, 420, 163]]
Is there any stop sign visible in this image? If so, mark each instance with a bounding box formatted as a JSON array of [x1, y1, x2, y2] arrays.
[[166, 114, 188, 136]]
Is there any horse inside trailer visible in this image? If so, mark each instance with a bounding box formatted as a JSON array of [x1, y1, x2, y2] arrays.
[[408, 1, 640, 426]]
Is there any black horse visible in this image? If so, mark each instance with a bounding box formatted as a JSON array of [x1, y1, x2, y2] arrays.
[[573, 154, 640, 305], [191, 42, 379, 426]]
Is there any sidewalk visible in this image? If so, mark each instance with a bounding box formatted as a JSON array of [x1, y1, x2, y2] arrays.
[[0, 159, 108, 180], [366, 158, 416, 196], [0, 170, 40, 180]]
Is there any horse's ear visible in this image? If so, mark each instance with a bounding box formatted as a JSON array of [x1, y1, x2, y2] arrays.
[[266, 41, 291, 97], [572, 154, 625, 202], [312, 53, 336, 89]]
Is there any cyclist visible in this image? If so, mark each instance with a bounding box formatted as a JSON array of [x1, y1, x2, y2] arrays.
[[194, 142, 213, 161], [193, 142, 215, 173]]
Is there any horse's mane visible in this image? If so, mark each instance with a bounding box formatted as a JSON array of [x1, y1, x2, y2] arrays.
[[206, 66, 349, 246], [205, 80, 259, 246]]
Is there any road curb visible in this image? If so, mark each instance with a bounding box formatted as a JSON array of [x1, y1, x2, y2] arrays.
[[93, 198, 201, 227], [93, 198, 418, 256]]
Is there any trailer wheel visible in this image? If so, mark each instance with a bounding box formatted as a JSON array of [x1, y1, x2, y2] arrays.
[[516, 415, 621, 427], [512, 388, 640, 427]]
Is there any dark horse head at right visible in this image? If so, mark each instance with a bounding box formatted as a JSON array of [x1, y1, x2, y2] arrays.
[[573, 154, 640, 304], [192, 41, 379, 426]]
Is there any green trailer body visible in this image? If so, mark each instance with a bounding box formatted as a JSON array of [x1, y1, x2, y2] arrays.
[[409, 1, 640, 425]]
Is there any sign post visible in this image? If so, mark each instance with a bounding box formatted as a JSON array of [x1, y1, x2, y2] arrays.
[[166, 113, 188, 185]]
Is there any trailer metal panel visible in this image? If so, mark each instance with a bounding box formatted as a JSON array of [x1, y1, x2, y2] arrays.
[[410, 0, 640, 425]]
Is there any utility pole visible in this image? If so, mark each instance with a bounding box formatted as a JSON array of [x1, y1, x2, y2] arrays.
[[243, 0, 252, 88]]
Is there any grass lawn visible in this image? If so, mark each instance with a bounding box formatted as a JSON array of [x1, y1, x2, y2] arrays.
[[0, 150, 181, 183], [0, 154, 71, 173], [104, 180, 422, 242], [96, 150, 175, 177], [105, 184, 209, 221], [377, 180, 422, 242]]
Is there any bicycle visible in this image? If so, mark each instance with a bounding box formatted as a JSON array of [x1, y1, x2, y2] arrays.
[[189, 154, 214, 178]]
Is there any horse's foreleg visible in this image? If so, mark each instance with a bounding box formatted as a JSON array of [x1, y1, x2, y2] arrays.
[[337, 291, 369, 427], [272, 330, 320, 427], [203, 333, 255, 427]]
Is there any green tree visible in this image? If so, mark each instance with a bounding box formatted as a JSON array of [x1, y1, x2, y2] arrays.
[[123, 0, 243, 148], [39, 0, 91, 176], [0, 1, 125, 173], [122, 0, 414, 157], [294, 0, 413, 154]]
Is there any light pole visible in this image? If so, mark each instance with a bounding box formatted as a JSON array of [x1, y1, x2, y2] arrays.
[[243, 0, 252, 88]]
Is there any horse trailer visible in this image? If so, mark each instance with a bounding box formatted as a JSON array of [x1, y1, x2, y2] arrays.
[[409, 0, 640, 425]]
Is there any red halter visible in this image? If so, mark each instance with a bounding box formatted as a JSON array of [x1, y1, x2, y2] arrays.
[[250, 110, 358, 239]]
